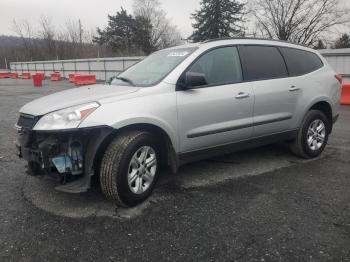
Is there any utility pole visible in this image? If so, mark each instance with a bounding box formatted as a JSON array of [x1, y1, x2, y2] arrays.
[[79, 19, 83, 46], [79, 19, 83, 58], [4, 57, 8, 71]]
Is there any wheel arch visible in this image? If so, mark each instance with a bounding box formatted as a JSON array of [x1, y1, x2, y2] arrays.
[[307, 100, 333, 133], [93, 123, 179, 177]]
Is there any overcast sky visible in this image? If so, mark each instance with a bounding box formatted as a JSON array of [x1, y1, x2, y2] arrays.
[[1, 0, 350, 40], [0, 0, 201, 38]]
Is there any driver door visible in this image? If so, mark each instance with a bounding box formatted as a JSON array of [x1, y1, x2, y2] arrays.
[[176, 46, 254, 153]]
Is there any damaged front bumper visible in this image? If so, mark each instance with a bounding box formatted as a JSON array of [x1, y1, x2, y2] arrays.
[[15, 115, 113, 193]]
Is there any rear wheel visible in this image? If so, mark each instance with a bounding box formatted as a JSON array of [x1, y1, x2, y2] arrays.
[[100, 131, 160, 207], [290, 110, 330, 159]]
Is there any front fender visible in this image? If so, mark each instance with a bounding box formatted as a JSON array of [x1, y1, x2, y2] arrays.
[[109, 116, 179, 152], [79, 90, 179, 152]]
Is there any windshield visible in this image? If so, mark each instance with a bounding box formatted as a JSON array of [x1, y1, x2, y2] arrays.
[[111, 47, 197, 87]]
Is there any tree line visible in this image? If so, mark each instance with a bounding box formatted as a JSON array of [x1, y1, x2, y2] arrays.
[[1, 0, 350, 69], [0, 0, 182, 69]]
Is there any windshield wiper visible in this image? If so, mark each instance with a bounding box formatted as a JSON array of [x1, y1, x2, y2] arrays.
[[114, 76, 134, 86]]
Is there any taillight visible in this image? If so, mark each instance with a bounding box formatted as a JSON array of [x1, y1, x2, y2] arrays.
[[335, 74, 343, 84]]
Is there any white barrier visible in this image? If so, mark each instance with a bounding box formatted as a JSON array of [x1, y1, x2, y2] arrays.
[[320, 49, 350, 82], [10, 57, 144, 81], [11, 49, 350, 82]]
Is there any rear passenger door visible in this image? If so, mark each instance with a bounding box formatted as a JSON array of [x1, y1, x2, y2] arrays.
[[238, 45, 299, 137]]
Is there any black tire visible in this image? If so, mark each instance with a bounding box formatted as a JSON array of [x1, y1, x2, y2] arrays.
[[289, 110, 330, 159], [100, 131, 160, 207]]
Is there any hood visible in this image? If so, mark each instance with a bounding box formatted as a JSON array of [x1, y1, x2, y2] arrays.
[[20, 84, 140, 116]]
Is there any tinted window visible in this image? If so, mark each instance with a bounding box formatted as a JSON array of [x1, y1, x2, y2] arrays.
[[187, 46, 243, 86], [238, 46, 288, 81], [280, 47, 323, 76]]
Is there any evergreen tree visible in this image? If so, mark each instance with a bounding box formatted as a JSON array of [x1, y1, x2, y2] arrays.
[[93, 8, 154, 55], [134, 16, 154, 54], [334, 34, 350, 49], [190, 0, 245, 42]]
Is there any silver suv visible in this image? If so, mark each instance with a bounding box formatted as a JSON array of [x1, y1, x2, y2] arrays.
[[16, 38, 341, 207]]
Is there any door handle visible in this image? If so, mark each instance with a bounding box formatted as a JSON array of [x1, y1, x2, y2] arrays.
[[235, 92, 250, 99], [289, 86, 300, 92]]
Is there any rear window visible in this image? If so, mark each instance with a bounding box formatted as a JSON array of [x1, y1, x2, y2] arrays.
[[238, 45, 288, 81], [280, 47, 323, 76]]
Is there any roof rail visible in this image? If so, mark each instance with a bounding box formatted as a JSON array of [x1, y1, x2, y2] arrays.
[[202, 37, 308, 48]]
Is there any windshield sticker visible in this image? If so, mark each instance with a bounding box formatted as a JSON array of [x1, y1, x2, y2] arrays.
[[167, 51, 189, 57]]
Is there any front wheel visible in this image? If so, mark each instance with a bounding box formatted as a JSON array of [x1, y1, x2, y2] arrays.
[[289, 110, 330, 159], [100, 131, 160, 207]]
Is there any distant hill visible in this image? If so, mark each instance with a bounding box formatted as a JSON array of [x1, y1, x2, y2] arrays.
[[0, 35, 24, 47], [0, 35, 60, 69], [0, 35, 26, 68]]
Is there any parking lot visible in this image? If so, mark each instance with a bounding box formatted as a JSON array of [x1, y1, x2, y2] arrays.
[[0, 78, 350, 261]]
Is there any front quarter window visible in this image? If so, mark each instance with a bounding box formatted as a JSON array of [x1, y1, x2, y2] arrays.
[[111, 47, 197, 87]]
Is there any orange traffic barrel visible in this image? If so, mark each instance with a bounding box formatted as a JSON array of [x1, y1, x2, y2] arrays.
[[35, 72, 45, 80], [33, 74, 43, 87]]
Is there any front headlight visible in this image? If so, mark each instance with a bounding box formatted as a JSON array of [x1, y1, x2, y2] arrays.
[[33, 102, 100, 130]]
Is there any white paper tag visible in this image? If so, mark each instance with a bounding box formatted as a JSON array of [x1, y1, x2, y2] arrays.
[[167, 51, 189, 57]]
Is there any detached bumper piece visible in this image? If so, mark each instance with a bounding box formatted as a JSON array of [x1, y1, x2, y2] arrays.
[[15, 115, 113, 193]]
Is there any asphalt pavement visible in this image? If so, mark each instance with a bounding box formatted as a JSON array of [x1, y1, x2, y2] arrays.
[[0, 78, 349, 261]]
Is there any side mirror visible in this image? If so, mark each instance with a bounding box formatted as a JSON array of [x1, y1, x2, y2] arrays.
[[185, 72, 207, 89]]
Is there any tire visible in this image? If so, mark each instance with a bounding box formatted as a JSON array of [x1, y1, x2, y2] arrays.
[[289, 110, 330, 159], [100, 131, 160, 207]]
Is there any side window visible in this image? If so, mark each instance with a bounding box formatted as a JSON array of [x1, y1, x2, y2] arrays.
[[238, 45, 288, 81], [187, 46, 243, 86], [280, 47, 324, 76]]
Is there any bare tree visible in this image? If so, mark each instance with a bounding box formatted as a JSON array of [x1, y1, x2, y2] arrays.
[[63, 19, 86, 57], [8, 16, 125, 63], [250, 0, 350, 46], [133, 0, 182, 50], [38, 16, 57, 59], [12, 19, 36, 60], [65, 19, 81, 44]]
